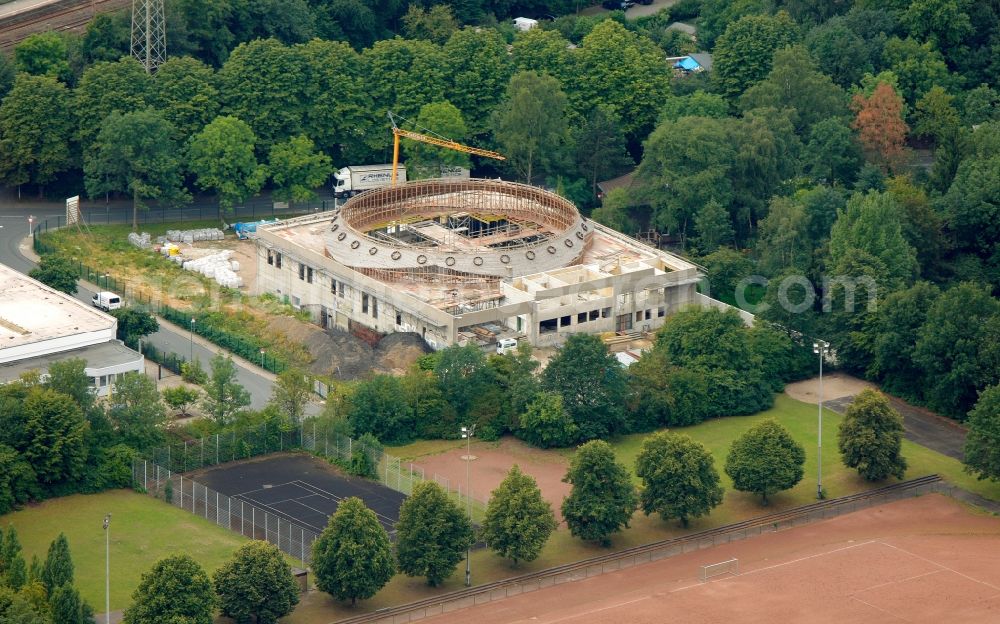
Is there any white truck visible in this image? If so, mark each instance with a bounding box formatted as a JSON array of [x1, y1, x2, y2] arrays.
[[333, 164, 405, 198], [91, 291, 122, 311]]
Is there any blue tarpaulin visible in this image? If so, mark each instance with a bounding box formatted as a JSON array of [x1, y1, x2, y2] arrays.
[[674, 56, 700, 71]]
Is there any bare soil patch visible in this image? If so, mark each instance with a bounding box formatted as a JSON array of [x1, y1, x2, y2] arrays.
[[784, 372, 876, 404]]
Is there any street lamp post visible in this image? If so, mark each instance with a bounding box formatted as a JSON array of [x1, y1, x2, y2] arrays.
[[260, 348, 266, 368], [813, 340, 829, 500], [189, 318, 196, 362], [461, 424, 476, 587], [103, 514, 111, 624]]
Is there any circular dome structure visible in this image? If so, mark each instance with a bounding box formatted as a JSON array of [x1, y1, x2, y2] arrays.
[[326, 179, 591, 283]]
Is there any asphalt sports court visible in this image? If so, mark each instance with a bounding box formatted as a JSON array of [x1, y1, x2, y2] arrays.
[[189, 453, 406, 535], [423, 494, 1000, 624]]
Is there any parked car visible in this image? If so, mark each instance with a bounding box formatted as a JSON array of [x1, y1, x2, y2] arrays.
[[602, 0, 635, 9]]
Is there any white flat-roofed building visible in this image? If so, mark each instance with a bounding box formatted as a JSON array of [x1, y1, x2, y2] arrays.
[[0, 263, 143, 396]]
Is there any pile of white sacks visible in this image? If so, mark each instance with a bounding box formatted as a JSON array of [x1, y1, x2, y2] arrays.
[[127, 232, 152, 249], [158, 228, 225, 245], [180, 250, 243, 289]]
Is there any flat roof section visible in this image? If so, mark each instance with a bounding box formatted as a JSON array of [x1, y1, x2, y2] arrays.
[[0, 262, 115, 348], [0, 340, 142, 383]]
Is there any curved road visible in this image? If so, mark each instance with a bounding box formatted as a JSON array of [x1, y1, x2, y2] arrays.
[[0, 203, 284, 410]]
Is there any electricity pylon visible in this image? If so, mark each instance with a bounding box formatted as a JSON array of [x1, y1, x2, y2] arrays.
[[130, 0, 165, 74]]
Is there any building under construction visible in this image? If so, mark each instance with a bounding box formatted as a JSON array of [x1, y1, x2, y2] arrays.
[[254, 179, 702, 349]]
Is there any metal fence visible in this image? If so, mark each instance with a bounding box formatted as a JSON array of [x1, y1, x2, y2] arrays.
[[133, 458, 317, 565], [133, 421, 488, 562]]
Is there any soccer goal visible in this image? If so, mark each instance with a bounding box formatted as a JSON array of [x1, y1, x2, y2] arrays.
[[700, 558, 739, 582]]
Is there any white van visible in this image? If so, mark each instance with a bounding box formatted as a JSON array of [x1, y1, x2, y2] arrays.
[[496, 338, 518, 355], [91, 291, 122, 311]]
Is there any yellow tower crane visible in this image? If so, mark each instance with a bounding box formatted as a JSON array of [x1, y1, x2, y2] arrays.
[[389, 112, 505, 185]]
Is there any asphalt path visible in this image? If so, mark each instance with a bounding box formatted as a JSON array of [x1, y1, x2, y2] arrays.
[[0, 202, 289, 410]]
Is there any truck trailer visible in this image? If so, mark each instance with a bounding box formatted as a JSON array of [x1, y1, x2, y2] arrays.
[[333, 164, 405, 198]]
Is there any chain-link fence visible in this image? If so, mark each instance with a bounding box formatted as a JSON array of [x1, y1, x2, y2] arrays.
[[133, 458, 317, 565], [134, 421, 488, 562]]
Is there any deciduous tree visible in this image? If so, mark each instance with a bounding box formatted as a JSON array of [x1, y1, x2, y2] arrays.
[[150, 56, 220, 141], [348, 375, 414, 444], [802, 117, 862, 186], [50, 583, 88, 624], [394, 482, 473, 586], [123, 555, 216, 624], [23, 388, 87, 487], [107, 373, 166, 450], [964, 384, 1000, 481], [200, 354, 251, 426], [311, 497, 394, 605], [492, 71, 569, 184], [725, 419, 805, 504], [401, 4, 457, 44], [837, 389, 907, 481], [268, 135, 332, 204], [14, 32, 70, 81], [0, 74, 74, 192], [851, 81, 909, 173], [188, 115, 267, 219], [162, 386, 200, 418], [517, 391, 578, 449], [110, 309, 159, 348], [635, 432, 723, 527], [541, 334, 627, 441], [214, 541, 299, 624], [714, 11, 800, 100], [443, 28, 511, 135], [74, 57, 151, 152], [28, 254, 77, 295], [84, 109, 187, 230], [481, 466, 556, 566], [406, 101, 469, 179], [268, 368, 312, 425], [562, 441, 636, 545]]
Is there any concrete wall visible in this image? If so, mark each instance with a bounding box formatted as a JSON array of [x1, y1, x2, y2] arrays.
[[0, 327, 116, 364]]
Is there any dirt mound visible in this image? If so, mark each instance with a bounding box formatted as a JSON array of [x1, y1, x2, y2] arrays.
[[265, 314, 429, 379]]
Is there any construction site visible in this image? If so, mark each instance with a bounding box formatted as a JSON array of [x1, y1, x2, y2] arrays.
[[254, 178, 702, 350]]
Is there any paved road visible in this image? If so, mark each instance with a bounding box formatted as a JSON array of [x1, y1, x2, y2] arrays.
[[0, 202, 290, 410]]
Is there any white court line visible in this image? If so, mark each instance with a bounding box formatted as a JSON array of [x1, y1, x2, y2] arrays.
[[850, 595, 909, 622], [294, 479, 398, 525], [232, 481, 304, 498], [857, 568, 941, 594], [880, 541, 1000, 593], [529, 595, 652, 624]]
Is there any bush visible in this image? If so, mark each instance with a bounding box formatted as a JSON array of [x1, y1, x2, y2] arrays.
[[517, 392, 578, 448], [181, 360, 208, 385]]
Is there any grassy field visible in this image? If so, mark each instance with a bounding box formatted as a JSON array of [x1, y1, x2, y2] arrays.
[[0, 490, 247, 612]]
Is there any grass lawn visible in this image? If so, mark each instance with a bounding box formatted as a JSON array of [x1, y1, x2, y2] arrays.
[[0, 489, 247, 612]]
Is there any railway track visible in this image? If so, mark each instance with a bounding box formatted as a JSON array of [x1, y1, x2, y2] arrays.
[[0, 0, 129, 52]]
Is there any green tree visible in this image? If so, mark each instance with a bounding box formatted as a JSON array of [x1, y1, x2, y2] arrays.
[[740, 45, 848, 135], [28, 255, 77, 295], [867, 281, 939, 398], [23, 388, 87, 486], [84, 109, 187, 231], [434, 344, 492, 421], [14, 32, 70, 81], [123, 555, 216, 624], [200, 354, 251, 426], [110, 308, 159, 348], [150, 56, 220, 141], [901, 0, 972, 53], [311, 497, 394, 606], [347, 374, 414, 444], [406, 101, 469, 179], [562, 441, 636, 545], [700, 246, 754, 302], [913, 86, 961, 146], [107, 372, 166, 450], [361, 37, 448, 129], [635, 432, 723, 527], [213, 541, 299, 624], [725, 419, 805, 504], [756, 197, 812, 276], [492, 71, 569, 184], [828, 191, 918, 289], [512, 28, 572, 82], [660, 91, 730, 122], [591, 188, 638, 234], [573, 106, 633, 200], [964, 384, 1000, 481], [481, 465, 556, 566], [188, 115, 267, 219], [962, 84, 1000, 126], [693, 199, 734, 253], [3, 527, 28, 590], [443, 28, 512, 134], [75, 57, 151, 152], [0, 48, 14, 99], [881, 37, 952, 106], [40, 534, 72, 595], [162, 386, 200, 417], [804, 16, 870, 88], [394, 481, 473, 586], [714, 11, 800, 100], [268, 368, 311, 425], [541, 334, 627, 441], [49, 583, 87, 624], [268, 135, 332, 204], [0, 74, 74, 192], [517, 391, 578, 449], [803, 117, 862, 186], [573, 19, 670, 139], [401, 4, 457, 44], [913, 284, 1000, 418], [218, 38, 305, 148], [837, 389, 907, 481]]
